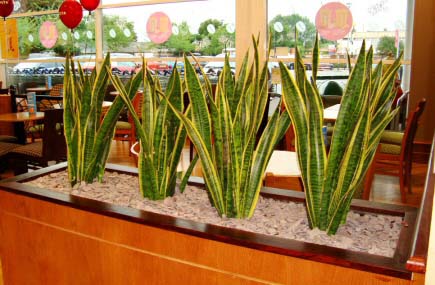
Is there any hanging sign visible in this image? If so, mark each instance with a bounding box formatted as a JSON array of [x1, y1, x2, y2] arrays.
[[0, 18, 18, 59], [146, 12, 172, 44], [315, 2, 353, 41], [39, 21, 58, 48]]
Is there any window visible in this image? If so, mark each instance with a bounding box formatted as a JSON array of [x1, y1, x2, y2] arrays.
[[267, 0, 411, 90], [0, 0, 413, 92]]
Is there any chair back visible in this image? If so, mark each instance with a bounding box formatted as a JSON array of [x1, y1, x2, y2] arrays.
[[41, 109, 66, 161], [49, 84, 63, 96], [401, 98, 426, 160], [12, 95, 28, 112], [0, 88, 9, 95], [104, 84, 117, 102], [394, 90, 409, 108], [17, 82, 38, 95]]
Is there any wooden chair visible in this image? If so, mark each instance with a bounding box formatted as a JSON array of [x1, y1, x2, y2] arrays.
[[0, 88, 17, 143], [368, 98, 427, 203], [9, 109, 67, 175], [49, 84, 63, 96], [114, 91, 143, 150]]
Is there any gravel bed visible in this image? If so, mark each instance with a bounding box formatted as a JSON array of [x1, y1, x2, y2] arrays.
[[25, 170, 403, 257]]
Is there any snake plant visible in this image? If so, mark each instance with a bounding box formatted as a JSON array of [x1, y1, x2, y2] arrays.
[[168, 36, 291, 218], [63, 54, 143, 185], [280, 35, 401, 234], [109, 60, 197, 199]]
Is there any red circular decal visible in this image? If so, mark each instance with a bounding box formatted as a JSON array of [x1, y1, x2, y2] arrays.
[[146, 12, 172, 44], [39, 21, 58, 48], [315, 2, 353, 41]]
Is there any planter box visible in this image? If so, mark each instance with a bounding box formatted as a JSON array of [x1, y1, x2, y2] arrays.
[[0, 160, 433, 285]]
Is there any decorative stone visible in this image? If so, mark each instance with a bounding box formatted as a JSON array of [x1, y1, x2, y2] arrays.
[[25, 171, 403, 258]]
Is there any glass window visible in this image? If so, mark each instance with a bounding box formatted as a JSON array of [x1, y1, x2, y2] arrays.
[[268, 0, 408, 57], [101, 0, 236, 57], [267, 0, 411, 93], [12, 0, 61, 14]]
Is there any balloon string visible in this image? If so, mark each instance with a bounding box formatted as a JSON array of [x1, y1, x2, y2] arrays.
[[71, 29, 75, 57], [83, 14, 90, 54]]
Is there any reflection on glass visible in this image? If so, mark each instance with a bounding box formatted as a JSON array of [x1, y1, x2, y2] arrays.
[[268, 0, 407, 57], [102, 0, 235, 56]]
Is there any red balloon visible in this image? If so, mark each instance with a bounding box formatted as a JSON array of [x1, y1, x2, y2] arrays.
[[0, 0, 14, 19], [80, 0, 100, 12], [59, 0, 83, 30]]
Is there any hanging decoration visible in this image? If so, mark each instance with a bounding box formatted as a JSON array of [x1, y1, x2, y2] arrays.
[[0, 0, 14, 20], [146, 12, 172, 44], [80, 0, 100, 14], [39, 21, 58, 48], [59, 0, 83, 30], [315, 2, 353, 41]]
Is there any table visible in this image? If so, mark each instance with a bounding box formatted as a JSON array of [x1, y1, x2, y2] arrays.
[[264, 150, 303, 191], [0, 112, 45, 144], [265, 150, 301, 177], [324, 103, 340, 122], [26, 87, 52, 95]]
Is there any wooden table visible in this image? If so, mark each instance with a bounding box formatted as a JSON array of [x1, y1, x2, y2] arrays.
[[324, 104, 340, 122], [264, 150, 303, 191], [26, 87, 52, 95], [0, 112, 44, 144]]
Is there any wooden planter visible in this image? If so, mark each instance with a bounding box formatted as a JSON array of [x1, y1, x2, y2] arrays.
[[0, 158, 433, 284]]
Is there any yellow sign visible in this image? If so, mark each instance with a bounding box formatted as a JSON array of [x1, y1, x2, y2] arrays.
[[0, 19, 19, 59], [271, 67, 281, 84]]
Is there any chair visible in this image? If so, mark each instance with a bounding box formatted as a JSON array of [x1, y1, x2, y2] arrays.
[[9, 109, 67, 175], [49, 84, 63, 96], [368, 98, 427, 203], [0, 88, 9, 95], [0, 142, 21, 174], [389, 91, 409, 131], [17, 82, 38, 95], [11, 94, 43, 142], [104, 84, 117, 102], [114, 91, 143, 150]]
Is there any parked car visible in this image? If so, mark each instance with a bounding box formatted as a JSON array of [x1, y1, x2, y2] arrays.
[[11, 57, 65, 75], [75, 54, 137, 75], [146, 61, 170, 75], [35, 60, 65, 74], [11, 62, 41, 74], [167, 61, 185, 74], [204, 61, 236, 76], [318, 62, 334, 70], [111, 61, 140, 75], [287, 62, 312, 70]]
